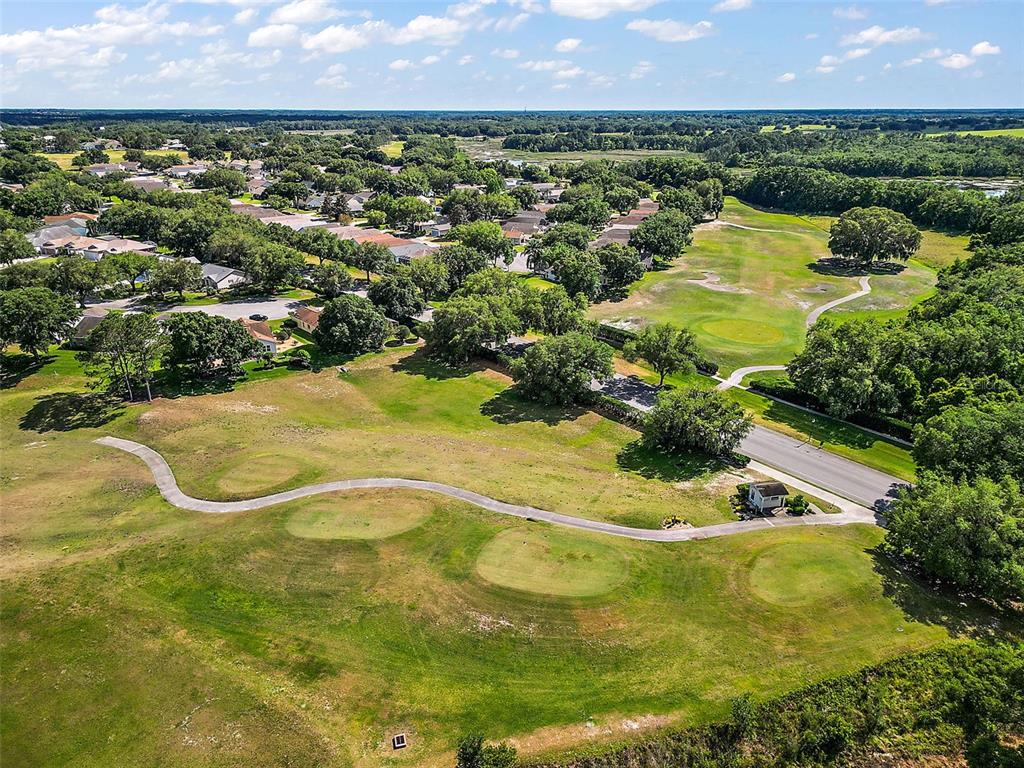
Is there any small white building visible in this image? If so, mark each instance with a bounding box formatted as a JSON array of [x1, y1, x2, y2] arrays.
[[202, 263, 248, 292], [747, 481, 790, 512]]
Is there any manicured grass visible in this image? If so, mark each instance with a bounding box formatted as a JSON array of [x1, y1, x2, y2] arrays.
[[379, 140, 406, 158], [522, 275, 558, 291], [475, 527, 630, 597], [926, 127, 1024, 137], [37, 150, 191, 170], [3, 347, 1018, 766]]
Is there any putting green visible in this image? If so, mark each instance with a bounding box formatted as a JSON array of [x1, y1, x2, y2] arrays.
[[475, 527, 630, 597], [698, 318, 787, 346], [215, 453, 310, 496], [747, 540, 874, 607], [286, 491, 434, 540]]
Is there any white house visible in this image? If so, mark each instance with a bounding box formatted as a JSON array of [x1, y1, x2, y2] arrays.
[[747, 482, 790, 512], [292, 306, 322, 334], [239, 319, 277, 354], [202, 263, 248, 292]]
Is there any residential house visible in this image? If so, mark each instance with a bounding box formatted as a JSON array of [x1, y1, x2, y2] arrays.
[[428, 221, 451, 238], [165, 164, 207, 179], [390, 242, 434, 264], [501, 226, 530, 245], [292, 306, 322, 334], [239, 318, 277, 354], [125, 177, 172, 193], [69, 307, 109, 349], [202, 263, 249, 292], [43, 212, 98, 226], [230, 203, 286, 220], [531, 183, 563, 202], [74, 236, 157, 261], [247, 177, 270, 196], [259, 214, 328, 232], [747, 482, 790, 513]]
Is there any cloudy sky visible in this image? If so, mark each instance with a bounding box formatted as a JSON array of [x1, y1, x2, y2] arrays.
[[1, 0, 1021, 110]]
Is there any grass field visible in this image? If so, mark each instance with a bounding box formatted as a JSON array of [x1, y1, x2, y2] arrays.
[[926, 127, 1024, 137], [380, 140, 406, 159], [5, 347, 1018, 767], [455, 137, 697, 164], [589, 199, 962, 373], [37, 150, 190, 169]]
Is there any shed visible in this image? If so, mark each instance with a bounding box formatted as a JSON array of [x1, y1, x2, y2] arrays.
[[747, 481, 790, 512]]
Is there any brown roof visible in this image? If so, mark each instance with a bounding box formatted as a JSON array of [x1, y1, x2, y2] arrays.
[[239, 318, 276, 343], [43, 212, 98, 224], [293, 306, 322, 328], [752, 481, 789, 497]]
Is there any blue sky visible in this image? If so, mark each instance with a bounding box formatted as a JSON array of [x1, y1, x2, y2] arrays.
[[1, 0, 1021, 110]]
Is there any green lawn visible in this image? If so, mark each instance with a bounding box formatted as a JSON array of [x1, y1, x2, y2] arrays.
[[3, 347, 1015, 767], [37, 150, 191, 170], [590, 199, 960, 374], [379, 140, 406, 159], [926, 127, 1024, 137]]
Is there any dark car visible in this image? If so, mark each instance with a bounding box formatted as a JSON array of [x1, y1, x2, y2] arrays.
[[248, 313, 268, 321]]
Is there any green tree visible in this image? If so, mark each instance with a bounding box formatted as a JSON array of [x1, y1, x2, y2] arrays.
[[407, 255, 450, 300], [435, 245, 488, 290], [455, 734, 517, 768], [912, 399, 1024, 482], [425, 295, 519, 364], [604, 186, 640, 215], [0, 287, 80, 356], [240, 242, 304, 293], [509, 184, 539, 209], [80, 312, 164, 401], [594, 242, 645, 293], [194, 168, 247, 196], [367, 270, 426, 319], [630, 209, 694, 262], [643, 388, 753, 456], [884, 473, 1024, 602], [696, 178, 724, 219], [48, 253, 105, 307], [150, 258, 202, 300], [538, 285, 587, 335], [0, 229, 36, 265], [510, 332, 613, 406], [828, 206, 922, 266], [624, 323, 702, 386], [311, 261, 354, 298], [452, 220, 514, 266], [547, 197, 611, 229], [555, 249, 604, 302], [353, 241, 394, 282], [299, 226, 355, 265], [388, 196, 433, 231], [365, 209, 387, 228], [163, 312, 260, 377], [102, 251, 158, 293], [659, 187, 706, 223], [314, 294, 390, 354]]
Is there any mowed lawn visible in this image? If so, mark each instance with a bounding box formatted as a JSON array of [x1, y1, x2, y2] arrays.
[[590, 199, 958, 373], [36, 150, 191, 169]]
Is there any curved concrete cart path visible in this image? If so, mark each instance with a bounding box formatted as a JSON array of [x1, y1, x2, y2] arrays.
[[806, 275, 872, 327], [95, 437, 881, 543]]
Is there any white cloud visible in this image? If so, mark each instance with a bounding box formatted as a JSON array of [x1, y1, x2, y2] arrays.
[[900, 57, 923, 67], [555, 37, 582, 52], [552, 82, 569, 90], [804, 33, 819, 40], [924, 0, 953, 5], [920, 47, 947, 58], [495, 12, 530, 30], [314, 62, 349, 88], [776, 71, 796, 82], [247, 23, 298, 46], [840, 25, 926, 47], [421, 54, 441, 65], [509, 0, 545, 11], [855, 74, 866, 82], [816, 46, 870, 73], [269, 0, 341, 25], [458, 54, 474, 65], [629, 60, 655, 79], [939, 53, 974, 69], [550, 0, 661, 20], [389, 58, 415, 70], [845, 47, 871, 60], [554, 65, 584, 79], [519, 59, 571, 71], [970, 40, 1000, 56], [491, 47, 520, 58], [882, 62, 892, 71], [626, 18, 713, 43], [393, 14, 468, 45], [711, 0, 751, 11], [300, 20, 386, 52], [589, 74, 615, 86], [233, 7, 258, 24], [833, 5, 866, 19]]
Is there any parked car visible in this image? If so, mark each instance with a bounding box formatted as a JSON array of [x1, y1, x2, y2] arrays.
[[249, 313, 268, 321]]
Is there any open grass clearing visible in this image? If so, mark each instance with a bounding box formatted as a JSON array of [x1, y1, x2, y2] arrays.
[[475, 527, 631, 597], [926, 127, 1024, 137], [455, 136, 698, 164], [3, 346, 1019, 766], [379, 140, 406, 158]]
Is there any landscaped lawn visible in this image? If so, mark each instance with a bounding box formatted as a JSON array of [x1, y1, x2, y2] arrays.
[[36, 150, 190, 170], [379, 140, 406, 158], [589, 198, 959, 374], [2, 347, 1018, 767]]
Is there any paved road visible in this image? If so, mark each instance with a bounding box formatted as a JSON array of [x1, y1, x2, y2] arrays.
[[95, 437, 880, 542], [597, 375, 906, 509], [806, 275, 871, 327]]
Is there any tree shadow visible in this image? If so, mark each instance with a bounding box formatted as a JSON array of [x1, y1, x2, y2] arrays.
[[19, 391, 125, 433], [808, 257, 908, 277], [616, 439, 725, 482], [480, 388, 585, 426], [870, 547, 1024, 640], [0, 353, 53, 390], [152, 369, 238, 399], [390, 347, 476, 380]]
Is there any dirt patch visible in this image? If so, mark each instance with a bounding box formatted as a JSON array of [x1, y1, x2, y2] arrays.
[[687, 271, 751, 294], [509, 712, 677, 757], [675, 468, 754, 494], [219, 401, 280, 414]]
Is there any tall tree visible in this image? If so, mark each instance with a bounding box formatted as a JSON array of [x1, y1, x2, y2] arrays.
[[314, 294, 390, 354], [510, 332, 614, 406], [828, 206, 922, 266], [149, 258, 202, 300], [643, 388, 753, 456], [163, 312, 260, 377], [81, 312, 164, 401], [452, 220, 514, 267], [353, 241, 394, 282], [0, 229, 37, 265], [310, 261, 354, 299], [48, 254, 105, 308], [367, 270, 426, 319], [629, 209, 694, 263], [0, 287, 80, 356], [103, 251, 158, 293], [624, 323, 702, 386]]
